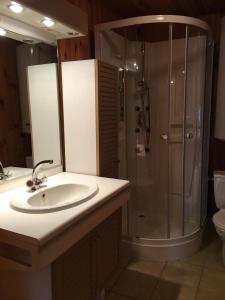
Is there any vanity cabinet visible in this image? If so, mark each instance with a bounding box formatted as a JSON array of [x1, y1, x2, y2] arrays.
[[52, 235, 93, 300], [95, 210, 121, 291], [0, 175, 129, 300], [52, 209, 121, 300]]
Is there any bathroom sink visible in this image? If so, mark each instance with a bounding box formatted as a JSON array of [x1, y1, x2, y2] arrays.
[[10, 183, 98, 213]]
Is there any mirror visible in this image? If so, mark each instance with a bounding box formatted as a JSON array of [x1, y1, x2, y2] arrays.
[[0, 28, 62, 182]]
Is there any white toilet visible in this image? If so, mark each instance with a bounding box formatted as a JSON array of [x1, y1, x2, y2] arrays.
[[213, 171, 225, 264]]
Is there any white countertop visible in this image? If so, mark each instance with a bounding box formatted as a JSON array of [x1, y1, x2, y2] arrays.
[[0, 172, 129, 246], [4, 167, 32, 180]]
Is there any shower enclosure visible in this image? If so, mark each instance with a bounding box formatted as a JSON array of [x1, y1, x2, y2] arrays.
[[95, 16, 213, 260]]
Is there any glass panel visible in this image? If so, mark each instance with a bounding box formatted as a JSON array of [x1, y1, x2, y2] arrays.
[[96, 22, 211, 240], [169, 24, 187, 238], [184, 26, 208, 235], [201, 37, 214, 225], [123, 23, 171, 239]]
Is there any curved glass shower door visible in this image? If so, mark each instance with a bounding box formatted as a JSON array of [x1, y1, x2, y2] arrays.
[[184, 27, 211, 235], [126, 23, 171, 239], [95, 17, 212, 242]]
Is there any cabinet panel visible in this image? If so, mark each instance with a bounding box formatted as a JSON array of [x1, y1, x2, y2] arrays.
[[52, 236, 94, 300], [96, 209, 121, 290], [52, 209, 122, 300]]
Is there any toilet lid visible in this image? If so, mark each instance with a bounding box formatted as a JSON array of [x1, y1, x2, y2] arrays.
[[213, 210, 225, 229]]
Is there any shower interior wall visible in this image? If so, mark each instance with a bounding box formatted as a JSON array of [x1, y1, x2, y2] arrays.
[[99, 26, 207, 240]]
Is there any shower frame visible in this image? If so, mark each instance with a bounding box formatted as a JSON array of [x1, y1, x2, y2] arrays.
[[95, 15, 213, 260]]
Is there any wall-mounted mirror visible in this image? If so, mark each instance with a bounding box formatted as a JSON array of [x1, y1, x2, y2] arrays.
[[0, 25, 62, 183]]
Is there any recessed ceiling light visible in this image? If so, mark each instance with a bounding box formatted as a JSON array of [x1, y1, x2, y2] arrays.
[[42, 17, 55, 28], [9, 2, 24, 14], [0, 28, 7, 36]]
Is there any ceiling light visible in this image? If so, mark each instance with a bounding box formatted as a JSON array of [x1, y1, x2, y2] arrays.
[[42, 17, 55, 28], [9, 2, 24, 14], [0, 28, 7, 36]]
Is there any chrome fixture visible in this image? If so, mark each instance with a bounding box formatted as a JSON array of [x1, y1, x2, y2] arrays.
[[0, 27, 7, 36], [26, 160, 53, 192], [160, 134, 168, 141], [185, 132, 194, 139], [0, 161, 9, 181]]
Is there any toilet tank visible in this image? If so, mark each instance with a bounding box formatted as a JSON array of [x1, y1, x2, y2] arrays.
[[214, 171, 225, 209]]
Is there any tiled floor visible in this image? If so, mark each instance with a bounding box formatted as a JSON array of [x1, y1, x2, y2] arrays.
[[106, 223, 225, 300]]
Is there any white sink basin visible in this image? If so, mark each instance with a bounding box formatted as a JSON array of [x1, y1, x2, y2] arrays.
[[10, 183, 98, 213]]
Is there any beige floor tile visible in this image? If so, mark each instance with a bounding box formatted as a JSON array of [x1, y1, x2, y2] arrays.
[[181, 249, 207, 267], [112, 269, 158, 300], [127, 259, 165, 277], [196, 289, 225, 300], [204, 240, 225, 272], [161, 261, 202, 288], [106, 291, 137, 300], [105, 268, 124, 291], [152, 280, 197, 300], [198, 267, 225, 295], [181, 227, 221, 268]]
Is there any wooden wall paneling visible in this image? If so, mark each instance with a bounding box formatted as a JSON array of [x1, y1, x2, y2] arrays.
[[102, 0, 225, 18], [57, 36, 91, 62], [98, 61, 119, 178], [58, 0, 122, 62]]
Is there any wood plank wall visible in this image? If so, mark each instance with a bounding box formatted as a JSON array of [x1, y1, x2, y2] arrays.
[[58, 0, 121, 61], [0, 38, 31, 167]]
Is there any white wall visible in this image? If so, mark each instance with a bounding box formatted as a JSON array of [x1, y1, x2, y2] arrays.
[[62, 59, 98, 175], [27, 63, 61, 167]]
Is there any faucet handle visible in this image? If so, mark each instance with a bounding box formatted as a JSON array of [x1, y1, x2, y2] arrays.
[[40, 176, 47, 184], [26, 179, 35, 188]]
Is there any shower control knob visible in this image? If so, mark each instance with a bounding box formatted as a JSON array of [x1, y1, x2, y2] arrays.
[[185, 132, 193, 139], [160, 134, 168, 140]]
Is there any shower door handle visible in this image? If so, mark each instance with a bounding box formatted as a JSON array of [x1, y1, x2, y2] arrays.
[[160, 134, 168, 140]]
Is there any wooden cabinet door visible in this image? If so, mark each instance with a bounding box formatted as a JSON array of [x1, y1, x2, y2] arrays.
[[52, 235, 94, 300], [95, 209, 121, 290]]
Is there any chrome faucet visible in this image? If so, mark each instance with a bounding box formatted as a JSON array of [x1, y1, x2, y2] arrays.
[[0, 161, 9, 181], [26, 160, 53, 192]]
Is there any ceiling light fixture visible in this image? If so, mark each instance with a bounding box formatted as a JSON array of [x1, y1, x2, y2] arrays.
[[9, 1, 24, 14], [0, 28, 7, 36], [42, 17, 55, 28]]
